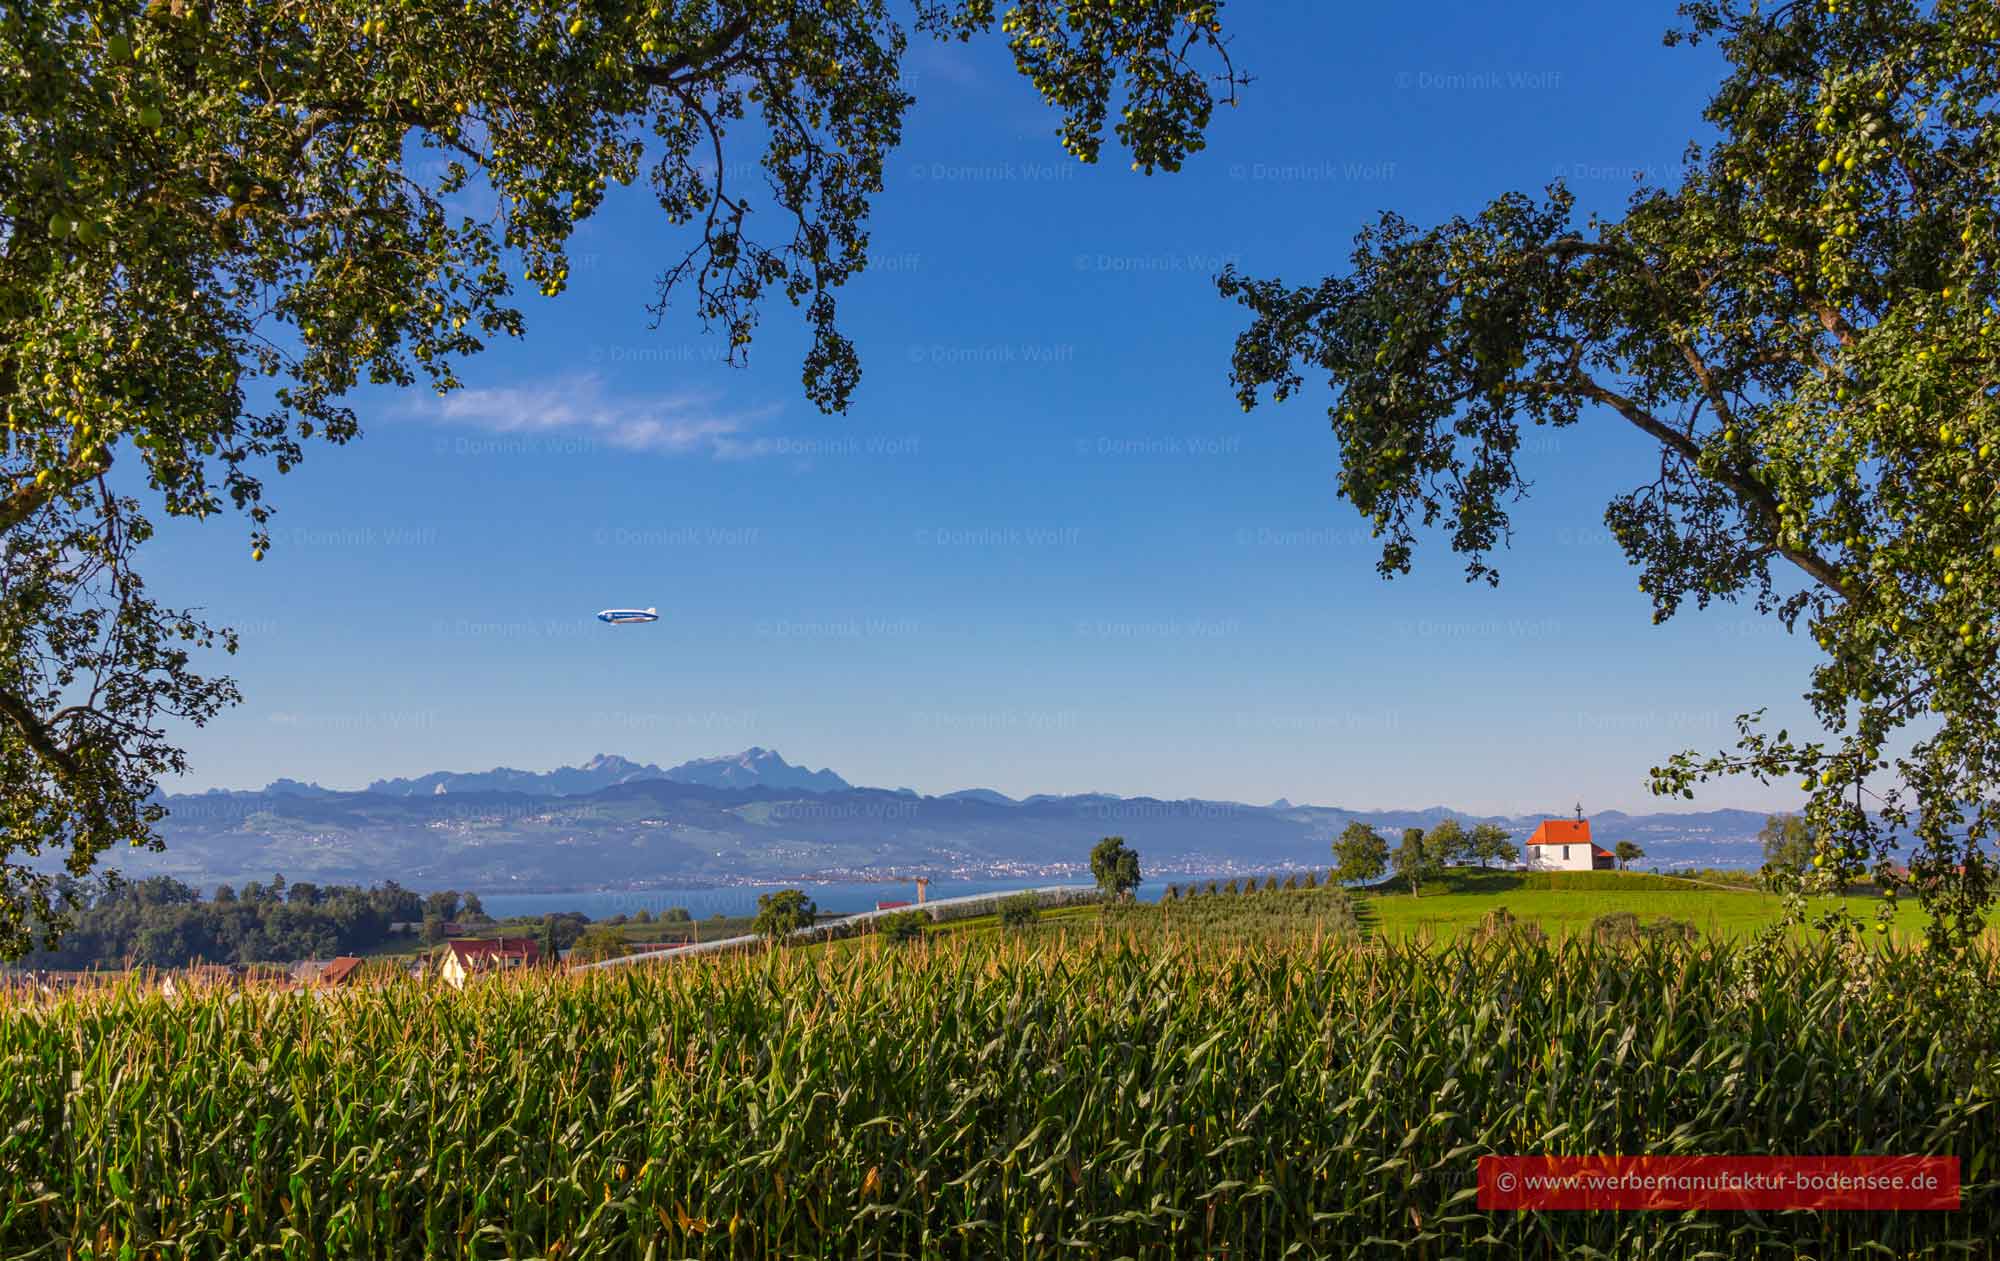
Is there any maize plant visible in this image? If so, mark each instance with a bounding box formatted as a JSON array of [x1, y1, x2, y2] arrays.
[[1, 932, 1995, 1257]]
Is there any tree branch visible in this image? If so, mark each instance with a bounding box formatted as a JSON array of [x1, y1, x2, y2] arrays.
[[0, 686, 80, 781], [636, 13, 758, 88], [1568, 368, 1859, 602], [0, 446, 113, 536]]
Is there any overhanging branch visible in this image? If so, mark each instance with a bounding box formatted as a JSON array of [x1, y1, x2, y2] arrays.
[[1569, 369, 1859, 602]]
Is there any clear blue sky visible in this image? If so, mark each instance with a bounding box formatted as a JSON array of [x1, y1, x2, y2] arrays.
[[142, 1, 1822, 815]]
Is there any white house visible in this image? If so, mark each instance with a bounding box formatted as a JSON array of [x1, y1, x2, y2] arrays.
[[436, 937, 540, 988], [1522, 818, 1617, 872]]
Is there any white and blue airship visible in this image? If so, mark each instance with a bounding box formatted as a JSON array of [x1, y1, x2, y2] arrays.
[[597, 606, 660, 625]]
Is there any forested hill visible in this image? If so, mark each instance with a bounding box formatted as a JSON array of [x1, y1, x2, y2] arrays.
[[18, 877, 485, 970]]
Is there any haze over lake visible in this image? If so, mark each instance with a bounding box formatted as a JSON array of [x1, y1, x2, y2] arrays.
[[480, 877, 1183, 921]]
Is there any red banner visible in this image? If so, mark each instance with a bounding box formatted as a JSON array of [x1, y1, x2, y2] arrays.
[[1478, 1155, 1960, 1211]]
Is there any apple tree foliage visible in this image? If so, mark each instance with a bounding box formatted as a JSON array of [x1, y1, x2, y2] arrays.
[[0, 0, 1244, 957], [1220, 0, 1999, 954]]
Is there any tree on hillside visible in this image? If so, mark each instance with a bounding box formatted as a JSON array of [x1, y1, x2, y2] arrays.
[[1424, 818, 1469, 868], [1393, 826, 1442, 897], [1469, 822, 1518, 869], [1090, 837, 1143, 900], [1759, 812, 1816, 884], [0, 2, 1247, 960], [875, 909, 928, 944], [1614, 840, 1645, 871], [568, 926, 627, 964], [999, 894, 1041, 929], [1218, 1, 1999, 952], [1332, 821, 1389, 886], [753, 889, 817, 944]]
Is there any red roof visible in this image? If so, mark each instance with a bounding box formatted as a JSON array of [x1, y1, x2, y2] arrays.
[[1526, 819, 1616, 858], [875, 899, 913, 910], [444, 937, 540, 965], [317, 956, 366, 985], [1527, 819, 1589, 846]]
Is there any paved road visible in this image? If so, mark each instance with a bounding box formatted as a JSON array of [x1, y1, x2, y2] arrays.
[[572, 884, 1102, 971]]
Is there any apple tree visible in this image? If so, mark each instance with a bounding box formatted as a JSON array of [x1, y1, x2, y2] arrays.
[[1220, 0, 1997, 954]]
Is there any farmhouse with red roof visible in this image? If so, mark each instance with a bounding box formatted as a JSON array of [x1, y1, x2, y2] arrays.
[[1522, 811, 1617, 872], [437, 937, 541, 988]]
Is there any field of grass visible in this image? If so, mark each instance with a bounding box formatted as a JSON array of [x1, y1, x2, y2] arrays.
[[863, 871, 1952, 951], [6, 930, 1996, 1257], [1357, 869, 1945, 945]]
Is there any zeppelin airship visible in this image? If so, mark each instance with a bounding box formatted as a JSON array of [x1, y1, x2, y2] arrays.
[[596, 606, 660, 625]]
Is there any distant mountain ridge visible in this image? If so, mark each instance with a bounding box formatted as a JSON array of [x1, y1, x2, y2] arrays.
[[111, 748, 1790, 892], [359, 748, 850, 797]]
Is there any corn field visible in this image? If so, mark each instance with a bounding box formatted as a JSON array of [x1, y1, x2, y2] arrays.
[[1101, 885, 1361, 942], [3, 933, 1996, 1258]]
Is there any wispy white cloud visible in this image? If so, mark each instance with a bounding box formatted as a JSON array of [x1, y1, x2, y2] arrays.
[[414, 375, 778, 457], [905, 41, 985, 91]]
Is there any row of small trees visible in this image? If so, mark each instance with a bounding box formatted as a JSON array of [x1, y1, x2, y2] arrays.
[[1332, 820, 1520, 894], [1332, 820, 1644, 896], [1165, 872, 1328, 898]]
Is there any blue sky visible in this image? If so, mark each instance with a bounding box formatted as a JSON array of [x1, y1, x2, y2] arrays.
[[142, 1, 1823, 814]]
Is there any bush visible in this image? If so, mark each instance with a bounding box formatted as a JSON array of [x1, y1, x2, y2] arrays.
[[1302, 871, 1318, 890], [1224, 880, 1240, 896], [1590, 911, 1642, 945], [999, 894, 1041, 929], [1262, 875, 1280, 892], [1514, 871, 1702, 892], [634, 909, 654, 925], [1473, 906, 1546, 947], [876, 910, 929, 944], [568, 927, 629, 964], [1163, 884, 1181, 901], [1643, 918, 1700, 945]]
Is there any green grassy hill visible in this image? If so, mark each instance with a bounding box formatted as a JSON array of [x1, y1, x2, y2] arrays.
[[1357, 868, 1939, 944], [825, 869, 1961, 952]]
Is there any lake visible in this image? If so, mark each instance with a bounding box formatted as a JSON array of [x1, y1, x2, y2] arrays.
[[477, 877, 1191, 921]]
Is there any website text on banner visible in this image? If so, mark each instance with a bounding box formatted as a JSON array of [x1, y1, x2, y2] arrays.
[[1478, 1155, 1960, 1212]]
